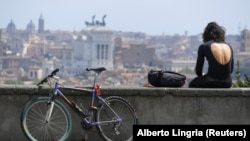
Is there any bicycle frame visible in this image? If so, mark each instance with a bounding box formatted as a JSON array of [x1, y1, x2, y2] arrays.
[[21, 67, 138, 141], [45, 74, 122, 128]]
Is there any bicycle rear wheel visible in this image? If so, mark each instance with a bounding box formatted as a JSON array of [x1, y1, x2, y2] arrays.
[[96, 96, 138, 141], [21, 97, 72, 141]]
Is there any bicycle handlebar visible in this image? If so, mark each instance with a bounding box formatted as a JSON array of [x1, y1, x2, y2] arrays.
[[37, 68, 59, 86], [49, 68, 59, 77]]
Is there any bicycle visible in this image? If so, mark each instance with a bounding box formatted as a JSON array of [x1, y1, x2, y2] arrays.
[[20, 67, 138, 141]]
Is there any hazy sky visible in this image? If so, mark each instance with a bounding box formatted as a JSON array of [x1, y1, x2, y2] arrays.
[[1, 0, 249, 35]]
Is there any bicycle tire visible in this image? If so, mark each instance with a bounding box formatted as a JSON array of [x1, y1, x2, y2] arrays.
[[96, 96, 138, 141], [20, 97, 72, 141]]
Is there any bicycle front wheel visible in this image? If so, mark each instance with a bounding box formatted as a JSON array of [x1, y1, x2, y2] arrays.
[[96, 96, 138, 141], [20, 97, 72, 141]]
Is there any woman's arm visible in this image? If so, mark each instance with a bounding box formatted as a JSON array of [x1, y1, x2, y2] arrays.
[[195, 45, 205, 76]]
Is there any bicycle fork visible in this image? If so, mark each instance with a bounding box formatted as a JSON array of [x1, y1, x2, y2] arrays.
[[45, 101, 55, 123]]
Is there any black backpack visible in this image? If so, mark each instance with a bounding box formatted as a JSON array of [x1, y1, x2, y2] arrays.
[[148, 70, 186, 87]]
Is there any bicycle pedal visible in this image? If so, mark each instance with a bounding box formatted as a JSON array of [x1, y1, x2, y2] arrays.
[[90, 106, 98, 110]]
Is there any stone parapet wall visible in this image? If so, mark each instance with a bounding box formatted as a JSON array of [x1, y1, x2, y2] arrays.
[[0, 85, 250, 140]]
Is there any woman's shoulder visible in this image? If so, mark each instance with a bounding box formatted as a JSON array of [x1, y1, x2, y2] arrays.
[[199, 41, 213, 49]]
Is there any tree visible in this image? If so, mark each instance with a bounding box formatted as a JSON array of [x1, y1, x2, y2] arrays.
[[232, 60, 250, 87]]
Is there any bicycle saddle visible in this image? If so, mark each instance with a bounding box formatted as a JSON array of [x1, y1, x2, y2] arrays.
[[86, 67, 106, 74]]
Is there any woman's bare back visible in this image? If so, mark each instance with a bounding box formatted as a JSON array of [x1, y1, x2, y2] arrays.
[[211, 43, 231, 65]]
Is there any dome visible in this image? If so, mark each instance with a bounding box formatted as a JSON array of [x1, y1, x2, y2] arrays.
[[27, 20, 36, 33], [6, 20, 16, 33], [27, 20, 35, 30], [7, 20, 16, 28]]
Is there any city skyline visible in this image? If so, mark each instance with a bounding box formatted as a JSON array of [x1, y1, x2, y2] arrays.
[[1, 0, 249, 36]]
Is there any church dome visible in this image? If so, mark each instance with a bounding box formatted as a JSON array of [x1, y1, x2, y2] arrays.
[[27, 20, 36, 33], [6, 20, 16, 33]]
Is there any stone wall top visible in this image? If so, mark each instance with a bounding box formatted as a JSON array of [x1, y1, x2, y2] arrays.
[[0, 84, 250, 97]]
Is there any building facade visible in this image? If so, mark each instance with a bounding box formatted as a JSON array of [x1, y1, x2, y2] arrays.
[[74, 24, 114, 70]]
